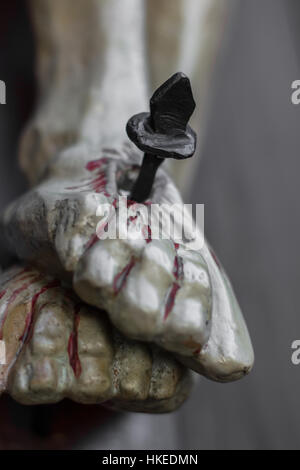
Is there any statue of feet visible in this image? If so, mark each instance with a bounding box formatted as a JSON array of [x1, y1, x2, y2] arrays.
[[2, 145, 254, 383], [0, 265, 191, 412]]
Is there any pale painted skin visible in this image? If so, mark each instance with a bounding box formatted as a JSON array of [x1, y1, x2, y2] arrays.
[[0, 265, 191, 411], [1, 0, 253, 407], [2, 147, 254, 382]]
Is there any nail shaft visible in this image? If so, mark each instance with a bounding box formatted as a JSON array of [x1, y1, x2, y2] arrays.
[[130, 154, 163, 203]]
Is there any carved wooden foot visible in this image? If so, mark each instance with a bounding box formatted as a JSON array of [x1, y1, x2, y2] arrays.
[[0, 265, 191, 411]]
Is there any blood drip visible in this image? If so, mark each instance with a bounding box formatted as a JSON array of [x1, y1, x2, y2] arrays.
[[0, 291, 6, 301], [0, 274, 44, 340], [19, 279, 61, 344], [66, 158, 109, 195], [113, 258, 135, 294], [67, 304, 82, 378], [164, 243, 184, 321]]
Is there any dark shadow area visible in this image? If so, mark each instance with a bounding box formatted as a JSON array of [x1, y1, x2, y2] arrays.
[[0, 0, 35, 267], [0, 395, 117, 450]]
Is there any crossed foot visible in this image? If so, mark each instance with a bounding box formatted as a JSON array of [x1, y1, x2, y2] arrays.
[[0, 144, 254, 410]]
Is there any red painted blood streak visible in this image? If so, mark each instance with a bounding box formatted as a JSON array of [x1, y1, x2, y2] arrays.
[[66, 181, 91, 190], [84, 198, 118, 252], [1, 267, 32, 289], [86, 158, 107, 172], [164, 283, 180, 321], [66, 158, 109, 195], [68, 304, 82, 378], [5, 298, 53, 375], [142, 225, 152, 243], [87, 159, 108, 194], [96, 219, 110, 239], [85, 233, 99, 251], [0, 275, 43, 340], [19, 279, 61, 344], [0, 291, 6, 300], [66, 174, 107, 193], [113, 258, 135, 294], [173, 255, 184, 281], [164, 244, 184, 321], [128, 215, 138, 224]]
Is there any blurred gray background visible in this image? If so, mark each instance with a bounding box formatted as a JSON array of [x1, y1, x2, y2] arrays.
[[1, 0, 300, 450]]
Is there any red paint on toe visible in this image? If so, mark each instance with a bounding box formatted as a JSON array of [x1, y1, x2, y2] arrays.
[[145, 225, 152, 243], [164, 283, 180, 321], [91, 174, 107, 193], [113, 258, 135, 294], [0, 274, 44, 340], [173, 255, 184, 281], [19, 279, 61, 344], [85, 233, 99, 251], [86, 158, 107, 172], [68, 304, 82, 378]]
